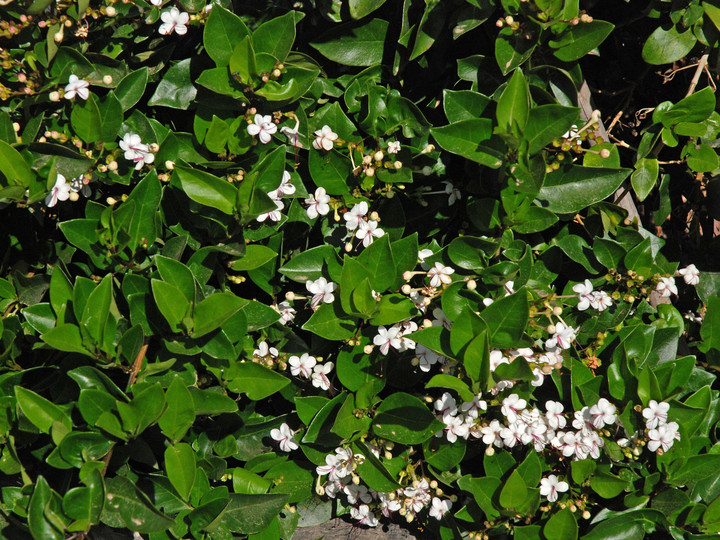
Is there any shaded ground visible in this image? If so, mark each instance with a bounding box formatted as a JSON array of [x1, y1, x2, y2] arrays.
[[293, 517, 419, 540]]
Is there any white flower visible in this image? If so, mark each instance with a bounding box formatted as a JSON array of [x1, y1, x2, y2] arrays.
[[379, 492, 401, 517], [546, 322, 576, 350], [416, 345, 440, 372], [504, 280, 515, 295], [45, 174, 71, 207], [373, 325, 402, 355], [461, 393, 487, 416], [311, 362, 334, 391], [573, 280, 594, 311], [387, 140, 401, 154], [344, 201, 368, 231], [656, 276, 678, 298], [443, 413, 470, 443], [647, 421, 680, 453], [434, 392, 457, 416], [545, 400, 566, 430], [256, 197, 284, 223], [280, 116, 305, 148], [429, 497, 452, 520], [158, 7, 189, 35], [678, 264, 700, 286], [253, 341, 278, 360], [269, 171, 296, 198], [119, 133, 155, 170], [418, 248, 434, 262], [442, 181, 461, 205], [489, 350, 509, 372], [150, 0, 162, 5], [480, 419, 504, 446], [539, 475, 569, 502], [276, 301, 296, 325], [305, 187, 330, 219], [288, 353, 316, 379], [312, 125, 338, 151], [589, 398, 616, 429], [562, 431, 589, 460], [501, 394, 527, 423], [64, 74, 90, 100], [350, 504, 378, 527], [356, 220, 385, 247], [642, 400, 670, 429], [247, 114, 277, 144], [590, 290, 613, 311], [427, 262, 455, 288], [306, 277, 336, 308], [270, 423, 298, 452]]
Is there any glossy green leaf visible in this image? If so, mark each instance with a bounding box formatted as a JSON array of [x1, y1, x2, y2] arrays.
[[373, 392, 443, 444], [158, 376, 196, 442], [226, 362, 290, 400], [311, 19, 389, 67], [174, 165, 237, 215], [544, 508, 578, 540], [537, 166, 631, 214], [549, 21, 614, 62], [203, 6, 251, 67], [430, 119, 503, 168], [643, 24, 697, 65], [165, 443, 196, 501]]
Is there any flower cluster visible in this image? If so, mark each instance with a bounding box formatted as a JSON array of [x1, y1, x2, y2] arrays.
[[119, 133, 155, 170], [256, 171, 296, 223], [373, 321, 417, 355], [573, 279, 613, 311], [643, 400, 680, 453], [344, 201, 385, 247]]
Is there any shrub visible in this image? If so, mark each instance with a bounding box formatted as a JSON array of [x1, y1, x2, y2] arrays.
[[1, 0, 720, 538]]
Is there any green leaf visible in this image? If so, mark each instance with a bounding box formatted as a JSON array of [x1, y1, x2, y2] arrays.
[[631, 157, 659, 201], [81, 274, 112, 346], [656, 87, 716, 126], [537, 166, 631, 214], [499, 470, 528, 509], [15, 386, 70, 434], [103, 476, 175, 533], [204, 116, 229, 154], [687, 143, 719, 173], [70, 93, 103, 143], [0, 140, 34, 187], [457, 475, 501, 520], [124, 170, 162, 251], [591, 471, 627, 498], [430, 119, 503, 168], [148, 59, 197, 110], [353, 441, 401, 492], [189, 388, 238, 415], [193, 293, 249, 338], [41, 323, 93, 356], [279, 245, 342, 283], [151, 279, 190, 332], [302, 302, 356, 340], [643, 24, 697, 65], [496, 68, 530, 132], [203, 6, 250, 67], [156, 256, 195, 302], [426, 374, 474, 403], [495, 25, 538, 75], [549, 21, 614, 62], [226, 362, 290, 400], [252, 11, 302, 62], [208, 493, 288, 535], [174, 165, 237, 215], [229, 36, 257, 86], [231, 245, 278, 272], [348, 0, 386, 19], [158, 376, 196, 442], [311, 18, 389, 67], [23, 303, 56, 334], [373, 392, 443, 444], [480, 288, 529, 348], [369, 294, 417, 326], [543, 508, 578, 540], [443, 89, 491, 123], [59, 431, 114, 467], [114, 67, 148, 112], [524, 105, 580, 154], [165, 443, 196, 501], [308, 148, 352, 195], [512, 206, 558, 234], [28, 477, 63, 540]]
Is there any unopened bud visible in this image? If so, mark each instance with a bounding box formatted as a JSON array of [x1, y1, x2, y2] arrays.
[[165, 160, 174, 170], [106, 196, 117, 205], [54, 30, 64, 42], [106, 5, 117, 16], [373, 151, 384, 162], [365, 167, 375, 177], [401, 284, 412, 294], [69, 191, 80, 202], [12, 122, 20, 132], [421, 144, 435, 154], [403, 271, 413, 281], [285, 291, 295, 301], [149, 142, 159, 152], [345, 242, 353, 252], [272, 69, 281, 78], [107, 161, 118, 171], [547, 324, 556, 334], [466, 279, 476, 290], [103, 75, 113, 85], [369, 211, 379, 221], [553, 306, 562, 316], [49, 91, 60, 102], [393, 161, 402, 169], [363, 344, 373, 354], [363, 155, 372, 165], [423, 318, 433, 328], [600, 148, 610, 159]]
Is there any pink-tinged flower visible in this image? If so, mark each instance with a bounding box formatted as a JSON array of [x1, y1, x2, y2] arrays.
[[306, 277, 336, 308], [312, 125, 338, 151], [442, 180, 461, 205], [356, 219, 385, 247], [590, 290, 613, 311], [546, 322, 576, 350], [434, 392, 457, 416], [158, 7, 189, 35], [269, 171, 296, 198], [350, 504, 378, 528], [373, 325, 402, 355], [561, 431, 589, 460], [573, 279, 594, 311], [416, 345, 441, 372], [253, 341, 278, 361], [647, 421, 680, 453], [656, 276, 678, 297], [247, 114, 277, 144], [275, 301, 296, 325], [501, 393, 527, 423], [387, 140, 401, 154], [305, 187, 330, 219], [280, 117, 305, 149], [539, 475, 569, 502], [678, 264, 700, 286], [443, 413, 470, 443], [427, 262, 454, 288], [256, 197, 284, 223], [429, 497, 452, 520], [480, 419, 504, 446], [311, 362, 333, 391], [119, 133, 155, 170], [344, 201, 368, 231], [379, 492, 401, 517], [270, 423, 298, 452], [45, 174, 71, 207], [64, 74, 90, 100], [642, 400, 670, 429], [288, 352, 316, 379], [589, 398, 617, 429], [545, 400, 566, 430]]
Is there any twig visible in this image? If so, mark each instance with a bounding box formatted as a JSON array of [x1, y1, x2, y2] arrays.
[[128, 342, 148, 387], [606, 110, 624, 136], [685, 53, 710, 97]]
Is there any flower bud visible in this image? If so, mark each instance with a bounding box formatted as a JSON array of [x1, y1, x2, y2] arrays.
[[553, 306, 562, 316], [421, 143, 435, 154], [600, 148, 610, 159], [466, 279, 477, 290], [103, 75, 113, 85], [373, 150, 384, 162], [403, 271, 413, 281], [149, 143, 159, 152], [12, 122, 20, 132], [345, 242, 353, 252], [485, 446, 495, 456], [106, 5, 117, 16], [547, 324, 556, 334], [165, 160, 174, 170], [369, 211, 379, 221], [107, 161, 118, 171], [393, 161, 402, 169], [423, 318, 433, 328], [69, 191, 80, 202], [54, 30, 64, 42], [106, 196, 117, 206], [363, 344, 373, 354], [365, 167, 375, 177], [362, 154, 372, 165], [285, 291, 295, 301], [272, 68, 281, 78], [401, 284, 412, 294], [49, 91, 61, 102]]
